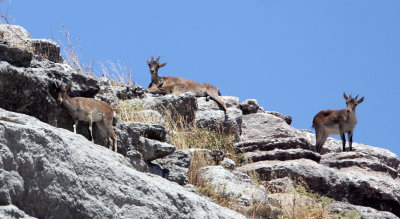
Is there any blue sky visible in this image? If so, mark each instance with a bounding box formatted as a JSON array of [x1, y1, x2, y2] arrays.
[[5, 1, 400, 156]]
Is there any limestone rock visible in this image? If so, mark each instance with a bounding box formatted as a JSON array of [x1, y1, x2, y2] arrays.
[[239, 99, 259, 115], [0, 42, 32, 67], [198, 166, 268, 210], [0, 205, 37, 219], [150, 150, 191, 185], [29, 39, 62, 63], [138, 137, 175, 162], [327, 201, 398, 219], [220, 158, 235, 170], [0, 108, 244, 219], [240, 113, 297, 142], [265, 111, 292, 125], [238, 159, 400, 216], [245, 148, 321, 163]]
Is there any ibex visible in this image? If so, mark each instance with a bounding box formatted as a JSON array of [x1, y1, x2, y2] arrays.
[[312, 92, 364, 153], [55, 81, 118, 152], [145, 56, 227, 112]]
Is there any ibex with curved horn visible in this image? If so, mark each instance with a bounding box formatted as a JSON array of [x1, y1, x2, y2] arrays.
[[55, 81, 118, 152], [145, 56, 227, 112], [312, 92, 364, 153]]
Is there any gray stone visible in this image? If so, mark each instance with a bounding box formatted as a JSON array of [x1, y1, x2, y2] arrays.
[[238, 159, 400, 216], [125, 150, 148, 172], [265, 111, 292, 125], [198, 166, 268, 209], [138, 137, 176, 162], [195, 107, 242, 139], [239, 99, 259, 115], [235, 138, 314, 153], [0, 24, 32, 47], [128, 92, 198, 122], [327, 201, 398, 219], [244, 148, 321, 163], [95, 78, 144, 106], [321, 151, 398, 178], [0, 205, 37, 219], [29, 39, 62, 63], [0, 43, 32, 67], [0, 108, 244, 219], [150, 150, 191, 185], [220, 158, 235, 170], [240, 113, 297, 142], [125, 122, 169, 143]]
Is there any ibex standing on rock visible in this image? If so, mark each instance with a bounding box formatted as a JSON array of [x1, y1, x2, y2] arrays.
[[145, 56, 227, 112], [312, 93, 364, 153], [55, 81, 118, 152]]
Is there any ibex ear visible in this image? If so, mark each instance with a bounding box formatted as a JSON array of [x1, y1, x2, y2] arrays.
[[159, 62, 167, 67], [147, 60, 151, 65], [357, 97, 364, 104], [66, 81, 73, 90], [343, 92, 348, 100]]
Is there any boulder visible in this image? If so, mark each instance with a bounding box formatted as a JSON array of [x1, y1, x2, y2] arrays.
[[95, 77, 145, 106], [0, 205, 37, 219], [195, 96, 242, 138], [0, 24, 62, 63], [197, 166, 268, 211], [138, 137, 176, 162], [238, 159, 400, 216], [327, 201, 398, 219], [0, 42, 32, 67], [126, 92, 198, 122], [0, 108, 244, 219], [29, 39, 62, 63], [244, 148, 321, 163], [150, 150, 191, 185], [124, 122, 169, 143], [265, 111, 292, 125], [240, 113, 297, 142], [220, 158, 235, 170], [239, 99, 259, 115]]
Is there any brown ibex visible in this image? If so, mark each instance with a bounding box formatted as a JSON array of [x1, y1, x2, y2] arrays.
[[312, 92, 364, 153], [55, 81, 118, 152], [145, 56, 227, 112]]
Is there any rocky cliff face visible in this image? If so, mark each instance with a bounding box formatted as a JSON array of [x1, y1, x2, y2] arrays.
[[0, 24, 399, 218]]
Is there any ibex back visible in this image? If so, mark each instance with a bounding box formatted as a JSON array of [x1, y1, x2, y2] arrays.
[[312, 92, 364, 153], [145, 56, 227, 112], [56, 81, 118, 152]]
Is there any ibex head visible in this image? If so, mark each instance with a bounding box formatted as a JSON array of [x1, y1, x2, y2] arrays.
[[56, 81, 72, 103], [343, 92, 364, 112], [147, 55, 166, 78]]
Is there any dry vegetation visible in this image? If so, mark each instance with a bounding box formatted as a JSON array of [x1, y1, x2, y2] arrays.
[[116, 101, 342, 218]]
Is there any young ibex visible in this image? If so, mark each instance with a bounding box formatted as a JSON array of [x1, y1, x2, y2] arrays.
[[55, 81, 118, 152], [145, 56, 227, 112], [312, 92, 364, 153]]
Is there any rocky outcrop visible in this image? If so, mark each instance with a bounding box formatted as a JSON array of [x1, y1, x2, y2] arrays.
[[0, 108, 244, 219], [239, 99, 259, 115], [195, 96, 243, 138], [0, 205, 37, 219], [125, 92, 198, 122], [0, 24, 62, 63], [150, 150, 191, 185], [233, 101, 400, 217], [197, 166, 270, 212]]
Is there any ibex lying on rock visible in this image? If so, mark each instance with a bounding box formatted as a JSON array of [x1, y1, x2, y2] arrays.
[[312, 92, 364, 153], [55, 81, 118, 152], [145, 56, 227, 112]]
